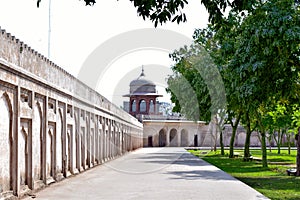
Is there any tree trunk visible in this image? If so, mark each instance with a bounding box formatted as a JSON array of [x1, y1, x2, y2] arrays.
[[220, 130, 224, 156], [277, 129, 282, 154], [244, 134, 252, 160], [296, 129, 300, 176], [214, 115, 224, 155], [213, 122, 217, 152], [229, 126, 237, 158], [244, 112, 251, 161], [256, 113, 268, 168], [261, 130, 268, 168], [216, 117, 224, 155], [229, 112, 241, 158], [214, 141, 217, 152]]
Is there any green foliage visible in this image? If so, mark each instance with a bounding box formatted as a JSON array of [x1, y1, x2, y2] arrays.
[[291, 105, 300, 132], [128, 0, 260, 27], [229, 0, 300, 108], [267, 101, 293, 131], [188, 0, 299, 166], [36, 0, 260, 27], [167, 44, 226, 122], [189, 149, 300, 200], [293, 106, 300, 126], [166, 72, 201, 120], [129, 0, 188, 27]]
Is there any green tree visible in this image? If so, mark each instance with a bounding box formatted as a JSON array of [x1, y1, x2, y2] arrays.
[[228, 0, 299, 167], [37, 0, 258, 26], [291, 105, 300, 175], [167, 43, 226, 153], [193, 11, 246, 158], [267, 102, 293, 154]]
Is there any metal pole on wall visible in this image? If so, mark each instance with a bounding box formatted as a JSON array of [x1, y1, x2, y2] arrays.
[[48, 0, 51, 59]]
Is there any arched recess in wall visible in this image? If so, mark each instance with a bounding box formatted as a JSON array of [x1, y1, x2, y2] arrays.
[[169, 129, 178, 147], [66, 107, 75, 174], [90, 116, 95, 166], [103, 118, 107, 160], [0, 92, 13, 192], [20, 126, 29, 187], [139, 99, 146, 112], [181, 129, 189, 147], [66, 125, 72, 173], [115, 123, 121, 155], [33, 101, 43, 182], [86, 115, 91, 167], [158, 129, 166, 147], [57, 108, 64, 175], [74, 113, 80, 171], [47, 125, 55, 178], [131, 100, 136, 112]]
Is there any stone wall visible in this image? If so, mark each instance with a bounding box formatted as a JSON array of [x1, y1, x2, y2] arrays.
[[143, 120, 206, 147], [0, 27, 143, 198], [143, 120, 294, 148]]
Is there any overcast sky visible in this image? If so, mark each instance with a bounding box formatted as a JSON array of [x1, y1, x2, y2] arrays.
[[0, 0, 209, 106]]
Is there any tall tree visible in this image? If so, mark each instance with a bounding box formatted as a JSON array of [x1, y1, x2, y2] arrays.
[[291, 104, 300, 175], [229, 0, 300, 167], [267, 102, 293, 154], [167, 43, 226, 154], [193, 11, 245, 158]]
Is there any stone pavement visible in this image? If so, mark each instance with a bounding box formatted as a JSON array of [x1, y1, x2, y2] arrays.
[[26, 148, 269, 200]]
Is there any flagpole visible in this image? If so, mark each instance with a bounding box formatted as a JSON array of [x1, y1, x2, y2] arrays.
[[48, 0, 51, 59]]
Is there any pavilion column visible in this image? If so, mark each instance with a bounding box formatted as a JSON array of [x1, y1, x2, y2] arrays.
[[145, 99, 149, 114], [153, 99, 156, 114], [129, 98, 132, 112], [166, 130, 170, 147], [177, 131, 181, 147], [136, 97, 140, 114]]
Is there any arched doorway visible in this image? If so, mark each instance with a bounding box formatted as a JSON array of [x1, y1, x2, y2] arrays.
[[148, 136, 153, 147], [0, 93, 13, 193], [194, 135, 198, 147], [181, 129, 189, 147], [158, 129, 166, 147], [169, 129, 178, 147]]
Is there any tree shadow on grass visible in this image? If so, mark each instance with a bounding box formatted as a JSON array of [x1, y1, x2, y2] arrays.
[[202, 156, 270, 174], [238, 176, 300, 200]]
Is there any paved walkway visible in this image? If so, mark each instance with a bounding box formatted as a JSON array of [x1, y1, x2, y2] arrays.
[[27, 148, 269, 200]]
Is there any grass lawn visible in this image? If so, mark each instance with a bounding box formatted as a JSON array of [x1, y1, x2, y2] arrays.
[[188, 149, 300, 200]]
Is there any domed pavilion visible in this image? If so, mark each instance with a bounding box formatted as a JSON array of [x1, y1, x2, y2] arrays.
[[123, 67, 162, 121]]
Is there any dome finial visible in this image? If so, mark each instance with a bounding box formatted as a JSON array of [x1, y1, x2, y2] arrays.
[[140, 65, 145, 77]]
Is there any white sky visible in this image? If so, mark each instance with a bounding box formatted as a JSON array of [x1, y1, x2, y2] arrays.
[[0, 0, 208, 107]]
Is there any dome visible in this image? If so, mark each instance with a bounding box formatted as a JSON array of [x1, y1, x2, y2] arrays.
[[129, 68, 156, 94]]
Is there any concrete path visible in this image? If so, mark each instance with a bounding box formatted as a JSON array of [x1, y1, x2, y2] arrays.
[[28, 148, 269, 200]]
